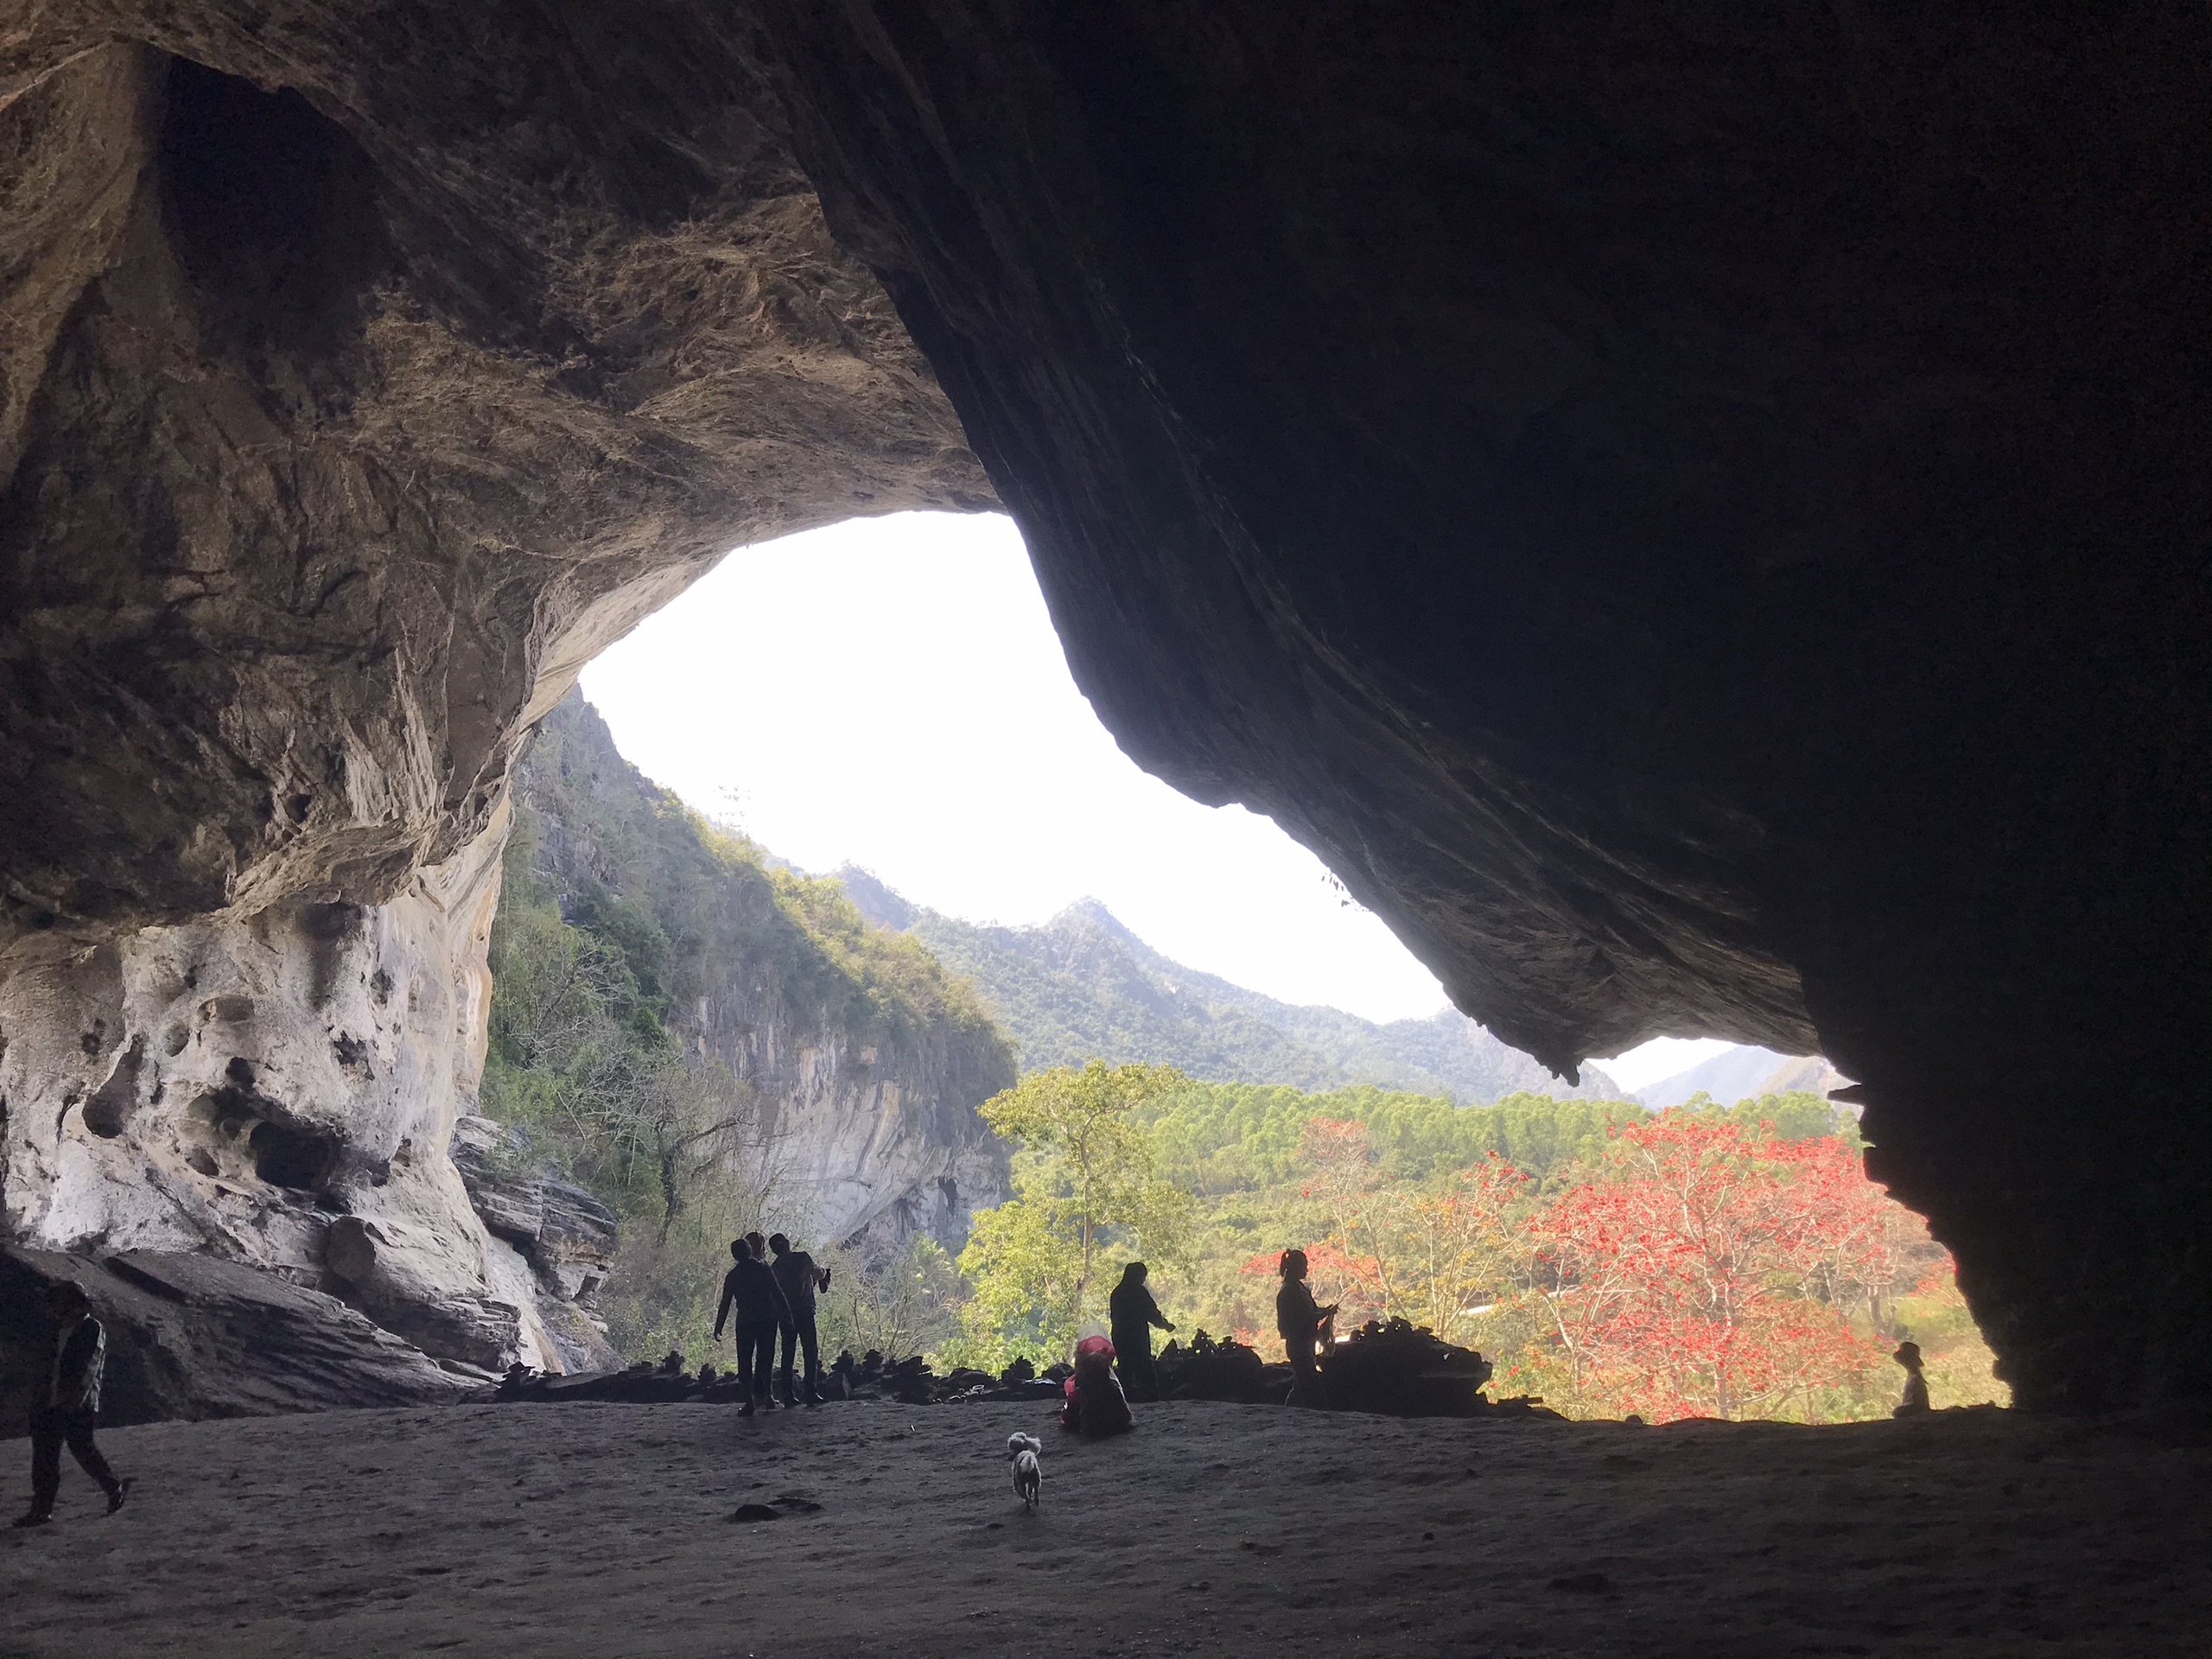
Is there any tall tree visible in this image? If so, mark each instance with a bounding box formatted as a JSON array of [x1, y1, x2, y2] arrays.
[[951, 1061, 1194, 1366], [1523, 1114, 1891, 1421]]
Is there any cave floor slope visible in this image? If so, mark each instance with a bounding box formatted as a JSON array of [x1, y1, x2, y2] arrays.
[[0, 1400, 2202, 1657]]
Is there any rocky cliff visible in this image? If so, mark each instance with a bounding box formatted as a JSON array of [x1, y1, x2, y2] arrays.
[[508, 696, 1014, 1257]]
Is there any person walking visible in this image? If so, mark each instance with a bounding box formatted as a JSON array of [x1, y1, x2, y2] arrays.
[[1108, 1261, 1175, 1402], [767, 1233, 832, 1407], [15, 1281, 128, 1527], [1275, 1249, 1337, 1409], [711, 1236, 791, 1415]]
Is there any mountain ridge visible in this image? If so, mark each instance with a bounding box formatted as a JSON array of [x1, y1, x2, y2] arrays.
[[836, 868, 1624, 1103]]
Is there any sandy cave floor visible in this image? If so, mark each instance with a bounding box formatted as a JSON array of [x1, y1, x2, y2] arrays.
[[0, 1399, 2204, 1658]]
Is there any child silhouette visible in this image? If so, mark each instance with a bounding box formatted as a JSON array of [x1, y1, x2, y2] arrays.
[[1891, 1339, 1931, 1416]]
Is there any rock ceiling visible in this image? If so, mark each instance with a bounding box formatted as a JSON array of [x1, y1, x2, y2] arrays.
[[2, 3, 2203, 1409]]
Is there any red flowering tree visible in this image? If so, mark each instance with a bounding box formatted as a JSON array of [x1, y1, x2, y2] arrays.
[[1523, 1112, 1891, 1421], [1281, 1118, 1532, 1344]]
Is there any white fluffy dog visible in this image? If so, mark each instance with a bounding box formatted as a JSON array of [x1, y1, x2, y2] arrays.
[[1006, 1432, 1043, 1510]]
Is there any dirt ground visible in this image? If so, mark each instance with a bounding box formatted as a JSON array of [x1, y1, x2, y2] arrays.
[[0, 1398, 2203, 1658]]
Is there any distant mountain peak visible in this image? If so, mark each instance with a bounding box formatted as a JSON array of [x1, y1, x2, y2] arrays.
[[838, 871, 1624, 1103], [1048, 896, 1138, 938]]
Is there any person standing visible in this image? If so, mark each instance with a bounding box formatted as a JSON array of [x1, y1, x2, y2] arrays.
[[1891, 1340, 1932, 1416], [711, 1236, 791, 1415], [767, 1234, 832, 1407], [1275, 1249, 1337, 1409], [15, 1281, 128, 1527], [1108, 1261, 1175, 1402]]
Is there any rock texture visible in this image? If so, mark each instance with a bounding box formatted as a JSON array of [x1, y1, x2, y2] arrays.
[[0, 3, 984, 1405], [1, 1247, 463, 1436], [750, 4, 2210, 1409], [0, 808, 554, 1367], [1, 2, 2203, 1412]]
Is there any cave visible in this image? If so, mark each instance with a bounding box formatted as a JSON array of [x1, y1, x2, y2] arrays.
[[0, 0, 2202, 1446], [247, 1117, 340, 1193]]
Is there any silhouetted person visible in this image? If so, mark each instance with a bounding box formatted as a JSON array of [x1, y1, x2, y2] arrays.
[[712, 1236, 791, 1414], [15, 1282, 126, 1527], [768, 1233, 833, 1406], [1275, 1249, 1337, 1409], [1892, 1340, 1931, 1416], [1109, 1262, 1175, 1402]]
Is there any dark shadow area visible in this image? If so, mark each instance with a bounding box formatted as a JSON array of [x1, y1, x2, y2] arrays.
[[157, 56, 391, 356], [248, 1118, 340, 1193]]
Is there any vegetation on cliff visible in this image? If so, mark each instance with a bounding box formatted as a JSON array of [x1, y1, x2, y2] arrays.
[[480, 694, 1012, 1362], [950, 1075, 2003, 1421], [836, 871, 1624, 1102]]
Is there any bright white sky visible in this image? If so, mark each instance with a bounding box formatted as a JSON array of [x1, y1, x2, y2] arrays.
[[581, 512, 1721, 1090]]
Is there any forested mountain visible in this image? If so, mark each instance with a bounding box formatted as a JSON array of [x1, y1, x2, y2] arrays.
[[836, 870, 1621, 1103], [1635, 1045, 1847, 1107]]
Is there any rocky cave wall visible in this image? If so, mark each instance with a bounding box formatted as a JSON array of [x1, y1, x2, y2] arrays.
[[2, 2, 2203, 1413], [0, 3, 989, 1409], [745, 3, 2209, 1408]]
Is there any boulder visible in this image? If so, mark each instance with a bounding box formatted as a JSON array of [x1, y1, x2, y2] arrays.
[[324, 1214, 523, 1371], [1, 1249, 462, 1435]]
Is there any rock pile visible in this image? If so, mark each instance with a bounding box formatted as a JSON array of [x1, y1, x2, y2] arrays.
[[1319, 1319, 1497, 1418], [480, 1320, 1548, 1420], [1156, 1331, 1286, 1404]]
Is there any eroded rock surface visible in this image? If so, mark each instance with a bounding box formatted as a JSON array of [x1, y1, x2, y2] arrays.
[[749, 3, 2210, 1408], [1, 2, 2203, 1412], [0, 3, 987, 1402], [1, 1248, 463, 1435]]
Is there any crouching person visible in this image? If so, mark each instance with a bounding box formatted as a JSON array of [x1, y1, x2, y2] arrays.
[[16, 1281, 128, 1527], [1058, 1334, 1133, 1440]]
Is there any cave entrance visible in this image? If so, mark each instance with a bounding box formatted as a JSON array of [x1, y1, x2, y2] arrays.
[[477, 507, 1998, 1421]]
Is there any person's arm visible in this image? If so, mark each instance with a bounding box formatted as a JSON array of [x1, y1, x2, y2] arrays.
[[1147, 1289, 1174, 1332], [713, 1273, 735, 1340], [769, 1268, 793, 1326], [817, 1262, 832, 1293]]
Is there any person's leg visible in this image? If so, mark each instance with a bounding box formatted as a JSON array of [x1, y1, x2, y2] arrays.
[[735, 1323, 758, 1402], [748, 1324, 779, 1405], [798, 1315, 822, 1402], [776, 1322, 798, 1405], [19, 1409, 63, 1522], [1135, 1348, 1160, 1402], [62, 1414, 122, 1508]]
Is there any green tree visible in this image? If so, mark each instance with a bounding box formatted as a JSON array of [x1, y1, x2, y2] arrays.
[[950, 1061, 1195, 1368]]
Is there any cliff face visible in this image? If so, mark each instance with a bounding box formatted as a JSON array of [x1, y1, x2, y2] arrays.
[[510, 696, 1014, 1256]]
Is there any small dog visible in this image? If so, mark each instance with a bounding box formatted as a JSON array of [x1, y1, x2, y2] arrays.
[[1006, 1432, 1043, 1510]]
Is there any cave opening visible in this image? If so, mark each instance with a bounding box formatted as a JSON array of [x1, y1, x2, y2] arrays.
[[248, 1117, 340, 1193], [475, 506, 2002, 1424]]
